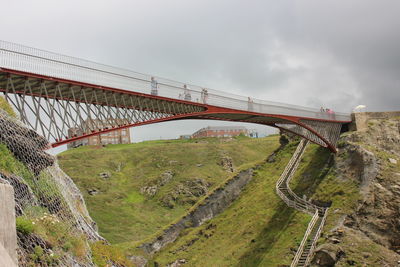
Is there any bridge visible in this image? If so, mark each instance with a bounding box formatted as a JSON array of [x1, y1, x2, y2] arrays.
[[0, 40, 351, 152]]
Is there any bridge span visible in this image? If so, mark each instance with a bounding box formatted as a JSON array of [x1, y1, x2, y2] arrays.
[[0, 40, 351, 152]]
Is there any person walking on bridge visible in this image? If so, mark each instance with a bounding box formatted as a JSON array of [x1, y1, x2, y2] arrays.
[[183, 84, 191, 101], [201, 88, 209, 104], [150, 77, 158, 96], [247, 97, 254, 111]]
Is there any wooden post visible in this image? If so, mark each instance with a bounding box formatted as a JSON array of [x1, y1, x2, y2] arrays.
[[0, 183, 18, 266]]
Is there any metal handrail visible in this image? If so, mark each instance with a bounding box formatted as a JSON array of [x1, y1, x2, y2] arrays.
[[275, 139, 329, 267], [0, 40, 351, 122], [304, 208, 329, 266], [290, 209, 319, 267]]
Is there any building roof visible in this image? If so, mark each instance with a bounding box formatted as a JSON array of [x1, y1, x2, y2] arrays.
[[193, 126, 248, 135], [204, 126, 247, 131]]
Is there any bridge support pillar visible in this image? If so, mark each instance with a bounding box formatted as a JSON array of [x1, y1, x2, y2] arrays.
[[0, 182, 18, 266]]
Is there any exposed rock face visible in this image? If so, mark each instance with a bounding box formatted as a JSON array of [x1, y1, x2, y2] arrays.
[[160, 178, 210, 208], [140, 185, 158, 197], [219, 155, 234, 172], [140, 171, 175, 197], [140, 169, 254, 254], [0, 115, 54, 176], [159, 171, 174, 186], [312, 114, 400, 266], [335, 143, 378, 192], [339, 117, 400, 252]]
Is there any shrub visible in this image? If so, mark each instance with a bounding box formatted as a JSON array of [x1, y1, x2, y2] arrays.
[[16, 216, 35, 235], [91, 241, 134, 267], [337, 140, 347, 148], [29, 245, 60, 266]]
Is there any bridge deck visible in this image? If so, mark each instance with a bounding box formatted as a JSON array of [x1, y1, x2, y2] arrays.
[[0, 40, 351, 123]]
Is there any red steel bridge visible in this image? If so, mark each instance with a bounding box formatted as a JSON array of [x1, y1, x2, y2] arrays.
[[0, 41, 351, 152]]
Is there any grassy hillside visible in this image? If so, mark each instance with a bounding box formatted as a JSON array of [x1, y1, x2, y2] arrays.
[[151, 138, 395, 266], [58, 136, 280, 244], [147, 142, 308, 266]]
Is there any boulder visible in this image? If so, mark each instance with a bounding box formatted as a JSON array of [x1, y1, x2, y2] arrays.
[[159, 171, 174, 186], [99, 172, 111, 179], [312, 244, 343, 267], [220, 156, 234, 172], [129, 255, 148, 267], [87, 188, 99, 196]]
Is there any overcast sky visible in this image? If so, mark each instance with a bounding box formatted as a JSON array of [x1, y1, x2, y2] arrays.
[[1, 0, 399, 147]]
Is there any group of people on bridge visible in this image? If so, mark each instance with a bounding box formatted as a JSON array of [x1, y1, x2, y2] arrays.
[[320, 107, 336, 119], [151, 77, 257, 113], [150, 77, 209, 104]]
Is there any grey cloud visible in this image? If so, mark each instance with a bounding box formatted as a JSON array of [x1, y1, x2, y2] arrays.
[[1, 0, 399, 145]]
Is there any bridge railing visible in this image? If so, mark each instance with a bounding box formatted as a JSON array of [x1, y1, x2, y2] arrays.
[[0, 40, 351, 122]]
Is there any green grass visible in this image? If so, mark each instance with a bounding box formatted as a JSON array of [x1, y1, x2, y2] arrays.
[[0, 144, 89, 265], [58, 136, 280, 244], [0, 96, 16, 117], [0, 144, 35, 183], [91, 241, 135, 267], [149, 142, 314, 266], [149, 141, 369, 266], [289, 144, 361, 230]]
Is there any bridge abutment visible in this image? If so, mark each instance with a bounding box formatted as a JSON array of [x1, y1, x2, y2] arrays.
[[349, 111, 400, 131], [0, 182, 18, 266]]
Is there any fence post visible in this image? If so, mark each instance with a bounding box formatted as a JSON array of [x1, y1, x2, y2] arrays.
[[0, 183, 18, 266]]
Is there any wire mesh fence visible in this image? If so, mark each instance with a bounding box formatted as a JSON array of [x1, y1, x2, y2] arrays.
[[0, 108, 102, 266]]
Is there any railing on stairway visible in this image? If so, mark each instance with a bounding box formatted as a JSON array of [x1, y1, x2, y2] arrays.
[[276, 139, 328, 267], [303, 208, 328, 267], [291, 210, 319, 267]]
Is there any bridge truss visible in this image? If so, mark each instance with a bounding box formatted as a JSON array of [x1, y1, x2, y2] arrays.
[[0, 41, 351, 152]]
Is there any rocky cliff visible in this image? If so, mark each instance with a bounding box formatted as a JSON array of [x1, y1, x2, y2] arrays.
[[312, 113, 400, 267]]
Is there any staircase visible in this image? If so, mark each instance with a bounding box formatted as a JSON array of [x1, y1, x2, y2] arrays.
[[275, 139, 328, 267]]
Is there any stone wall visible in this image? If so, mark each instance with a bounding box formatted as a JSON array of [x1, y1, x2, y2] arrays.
[[349, 111, 400, 131]]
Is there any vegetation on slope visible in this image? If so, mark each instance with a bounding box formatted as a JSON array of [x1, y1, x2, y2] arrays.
[[289, 144, 361, 231], [149, 139, 374, 266], [0, 96, 16, 117], [0, 99, 130, 267], [58, 136, 280, 244], [148, 142, 303, 266]]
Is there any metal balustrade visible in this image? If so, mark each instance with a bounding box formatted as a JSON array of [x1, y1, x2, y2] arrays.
[[0, 40, 351, 122], [0, 41, 350, 150]]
